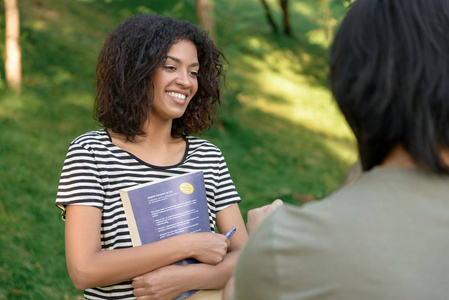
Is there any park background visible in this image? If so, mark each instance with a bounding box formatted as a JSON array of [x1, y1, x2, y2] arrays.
[[0, 0, 357, 298]]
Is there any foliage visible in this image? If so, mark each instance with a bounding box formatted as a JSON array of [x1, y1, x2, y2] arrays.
[[0, 0, 356, 298]]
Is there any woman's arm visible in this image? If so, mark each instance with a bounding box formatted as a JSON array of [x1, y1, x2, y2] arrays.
[[65, 205, 230, 290], [132, 203, 248, 298]]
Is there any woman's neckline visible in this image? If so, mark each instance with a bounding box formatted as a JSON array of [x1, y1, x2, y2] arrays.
[[103, 129, 189, 169]]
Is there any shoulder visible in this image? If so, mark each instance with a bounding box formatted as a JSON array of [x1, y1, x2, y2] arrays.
[[234, 204, 338, 299], [70, 129, 111, 151], [233, 204, 342, 299], [186, 136, 223, 155], [237, 201, 350, 274], [256, 203, 340, 250], [247, 167, 439, 254]]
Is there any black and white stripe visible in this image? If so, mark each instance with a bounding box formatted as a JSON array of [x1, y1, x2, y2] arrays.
[[56, 129, 241, 299]]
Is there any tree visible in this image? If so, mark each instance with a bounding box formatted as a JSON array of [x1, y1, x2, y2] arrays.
[[260, 0, 279, 33], [196, 0, 216, 40], [279, 0, 291, 36], [259, 0, 291, 36], [4, 0, 22, 93]]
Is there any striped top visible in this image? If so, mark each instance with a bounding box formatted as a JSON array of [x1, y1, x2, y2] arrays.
[[55, 129, 241, 299]]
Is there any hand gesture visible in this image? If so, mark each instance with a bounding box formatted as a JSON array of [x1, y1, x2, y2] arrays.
[[246, 199, 283, 234]]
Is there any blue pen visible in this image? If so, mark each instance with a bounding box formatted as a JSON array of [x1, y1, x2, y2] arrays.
[[225, 226, 237, 239]]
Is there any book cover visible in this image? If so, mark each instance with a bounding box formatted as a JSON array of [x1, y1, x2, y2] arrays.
[[120, 171, 210, 299]]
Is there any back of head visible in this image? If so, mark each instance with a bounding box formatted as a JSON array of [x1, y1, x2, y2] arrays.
[[330, 0, 449, 174]]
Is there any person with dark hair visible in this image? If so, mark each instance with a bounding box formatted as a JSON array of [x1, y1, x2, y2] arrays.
[[55, 14, 247, 300], [226, 0, 449, 299]]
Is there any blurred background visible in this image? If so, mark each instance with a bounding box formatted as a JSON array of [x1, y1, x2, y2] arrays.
[[0, 0, 356, 298]]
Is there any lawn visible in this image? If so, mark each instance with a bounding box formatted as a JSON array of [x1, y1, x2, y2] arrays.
[[0, 0, 356, 298]]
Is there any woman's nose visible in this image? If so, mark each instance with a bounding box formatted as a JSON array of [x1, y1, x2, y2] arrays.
[[175, 70, 192, 87]]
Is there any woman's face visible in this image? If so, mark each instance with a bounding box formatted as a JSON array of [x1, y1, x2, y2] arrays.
[[150, 39, 199, 121]]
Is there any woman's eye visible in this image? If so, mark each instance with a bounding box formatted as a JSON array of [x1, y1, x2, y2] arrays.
[[189, 70, 199, 78], [164, 65, 177, 71]]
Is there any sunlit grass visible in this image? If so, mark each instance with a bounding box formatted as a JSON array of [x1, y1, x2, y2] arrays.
[[225, 36, 355, 166]]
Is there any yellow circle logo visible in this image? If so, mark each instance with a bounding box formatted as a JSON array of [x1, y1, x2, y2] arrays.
[[179, 183, 194, 194]]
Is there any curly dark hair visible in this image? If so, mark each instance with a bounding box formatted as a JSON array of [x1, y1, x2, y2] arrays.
[[330, 0, 449, 174], [94, 14, 226, 141]]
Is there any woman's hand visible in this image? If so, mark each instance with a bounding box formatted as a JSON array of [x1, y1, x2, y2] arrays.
[[188, 232, 230, 264], [133, 264, 188, 300]]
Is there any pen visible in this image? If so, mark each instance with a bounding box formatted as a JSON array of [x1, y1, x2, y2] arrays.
[[225, 226, 237, 239]]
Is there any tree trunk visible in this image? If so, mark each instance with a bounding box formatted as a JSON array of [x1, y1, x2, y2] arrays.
[[260, 0, 278, 33], [4, 0, 22, 93], [196, 0, 216, 40], [279, 0, 291, 36]]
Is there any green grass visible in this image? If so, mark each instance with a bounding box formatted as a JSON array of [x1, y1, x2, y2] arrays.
[[0, 0, 356, 298]]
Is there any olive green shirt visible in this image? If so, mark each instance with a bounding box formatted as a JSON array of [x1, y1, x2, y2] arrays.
[[232, 167, 449, 300]]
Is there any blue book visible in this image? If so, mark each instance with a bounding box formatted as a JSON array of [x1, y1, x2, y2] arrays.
[[120, 171, 210, 299]]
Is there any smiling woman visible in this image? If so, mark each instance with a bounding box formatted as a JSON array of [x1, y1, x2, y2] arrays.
[[55, 14, 247, 300]]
